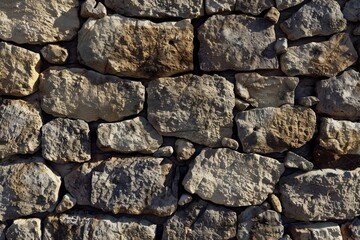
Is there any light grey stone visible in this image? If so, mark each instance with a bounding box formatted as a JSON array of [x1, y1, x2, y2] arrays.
[[285, 151, 314, 171], [6, 218, 41, 240], [290, 222, 342, 240], [40, 44, 69, 65], [55, 194, 77, 213], [276, 0, 304, 10], [178, 194, 193, 206], [269, 194, 282, 213], [298, 96, 320, 107], [235, 98, 250, 111], [175, 139, 195, 161], [221, 138, 239, 150], [343, 0, 360, 22], [265, 7, 280, 24], [183, 148, 284, 206], [205, 0, 236, 15], [153, 146, 174, 157], [235, 0, 274, 15], [341, 218, 360, 240], [81, 0, 107, 19], [275, 38, 288, 55]]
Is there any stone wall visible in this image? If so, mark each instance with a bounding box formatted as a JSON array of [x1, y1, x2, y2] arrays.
[[0, 0, 359, 239]]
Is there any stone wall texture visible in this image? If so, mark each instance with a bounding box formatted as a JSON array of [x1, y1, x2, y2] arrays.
[[0, 0, 359, 239]]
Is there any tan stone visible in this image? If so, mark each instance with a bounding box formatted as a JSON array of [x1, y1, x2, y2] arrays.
[[265, 7, 280, 24], [290, 222, 342, 240], [269, 194, 282, 213], [40, 44, 68, 65], [175, 139, 195, 161], [55, 194, 76, 213], [6, 218, 41, 240]]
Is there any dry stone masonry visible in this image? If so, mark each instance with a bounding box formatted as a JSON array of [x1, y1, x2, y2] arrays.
[[0, 0, 359, 239]]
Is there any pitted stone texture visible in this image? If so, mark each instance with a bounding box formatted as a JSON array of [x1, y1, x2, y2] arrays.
[[280, 0, 346, 40], [236, 105, 316, 154], [97, 117, 162, 154], [91, 157, 178, 216], [343, 0, 360, 22], [43, 213, 156, 240], [147, 74, 234, 147], [175, 139, 195, 161], [0, 99, 42, 159], [0, 42, 41, 96], [290, 222, 342, 240], [237, 207, 284, 240], [78, 15, 193, 79], [6, 218, 41, 240], [221, 138, 239, 150], [276, 0, 304, 10], [104, 0, 203, 18], [40, 67, 145, 122], [235, 0, 274, 15], [0, 157, 61, 221], [81, 0, 107, 19], [280, 33, 358, 77], [316, 70, 360, 121], [199, 14, 278, 71], [341, 218, 360, 240], [162, 200, 237, 240], [55, 194, 76, 213], [205, 0, 236, 14], [235, 73, 298, 108], [42, 118, 91, 163], [265, 7, 280, 24], [40, 44, 69, 65], [280, 168, 360, 221], [0, 0, 80, 44], [183, 148, 284, 206]]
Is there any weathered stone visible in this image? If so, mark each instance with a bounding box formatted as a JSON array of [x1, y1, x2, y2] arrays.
[[105, 0, 203, 18], [235, 73, 298, 108], [97, 117, 162, 154], [276, 0, 304, 10], [275, 38, 288, 55], [43, 212, 156, 240], [269, 194, 282, 213], [290, 222, 342, 240], [178, 194, 193, 206], [55, 194, 77, 213], [0, 157, 61, 221], [352, 25, 360, 35], [280, 168, 360, 221], [199, 14, 278, 71], [265, 7, 280, 24], [280, 234, 293, 240], [6, 218, 41, 240], [237, 207, 284, 240], [205, 0, 236, 14], [235, 0, 274, 15], [0, 99, 42, 159], [298, 96, 320, 107], [314, 118, 360, 169], [343, 0, 360, 22], [280, 33, 358, 77], [235, 98, 250, 111], [316, 69, 360, 120], [81, 0, 107, 19], [78, 15, 193, 79], [175, 139, 195, 161], [183, 148, 284, 206], [148, 74, 234, 147], [42, 118, 91, 163], [341, 218, 360, 240], [40, 44, 69, 65], [285, 151, 314, 171], [0, 224, 4, 240], [236, 105, 316, 154], [40, 67, 145, 122], [153, 146, 174, 157], [281, 0, 346, 40], [0, 0, 80, 44], [221, 138, 239, 150], [91, 157, 178, 216], [163, 200, 237, 240]]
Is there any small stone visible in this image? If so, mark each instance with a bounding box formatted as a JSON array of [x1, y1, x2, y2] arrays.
[[275, 38, 288, 55], [285, 151, 314, 171], [343, 0, 360, 22], [205, 0, 236, 15], [235, 72, 298, 108], [280, 33, 358, 77], [40, 44, 68, 65], [55, 194, 77, 213], [352, 25, 360, 35], [280, 234, 293, 240], [276, 0, 304, 10], [290, 222, 342, 240], [153, 146, 174, 158], [235, 98, 250, 111], [0, 224, 5, 240], [298, 96, 320, 107], [341, 218, 360, 240], [42, 118, 91, 163], [235, 0, 274, 15], [0, 42, 41, 96], [260, 201, 272, 211], [175, 139, 195, 161], [81, 0, 107, 19], [183, 148, 284, 207], [221, 138, 239, 150], [269, 194, 282, 213], [265, 7, 280, 24], [6, 218, 41, 240], [97, 117, 163, 154], [280, 0, 346, 40], [178, 194, 193, 206]]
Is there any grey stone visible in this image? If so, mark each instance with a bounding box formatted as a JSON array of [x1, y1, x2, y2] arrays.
[[147, 74, 234, 147], [153, 146, 174, 157], [235, 72, 298, 108], [205, 0, 236, 15], [343, 0, 360, 22], [280, 33, 358, 77], [55, 194, 77, 213], [352, 25, 360, 35], [0, 99, 42, 159], [290, 222, 342, 240], [199, 14, 278, 71], [78, 15, 193, 79], [280, 168, 360, 221], [0, 224, 4, 240], [275, 38, 288, 55], [183, 148, 284, 206], [265, 7, 280, 24], [285, 151, 314, 171], [40, 44, 69, 65], [276, 0, 304, 10], [175, 139, 195, 161], [40, 67, 145, 122], [178, 194, 193, 206], [269, 194, 282, 213], [0, 0, 80, 44], [42, 118, 91, 163], [236, 105, 316, 154], [235, 98, 250, 111], [280, 234, 293, 240], [6, 218, 41, 240], [298, 96, 320, 107], [81, 0, 107, 19], [235, 0, 274, 15], [221, 138, 239, 150], [97, 117, 163, 154], [341, 218, 360, 240]]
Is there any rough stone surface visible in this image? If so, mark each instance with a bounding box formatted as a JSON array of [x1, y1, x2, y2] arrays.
[[235, 98, 250, 111], [43, 212, 156, 240], [237, 207, 284, 240], [280, 33, 358, 77], [298, 96, 320, 107], [205, 0, 236, 15], [147, 74, 234, 147], [183, 148, 284, 206], [221, 138, 239, 150], [153, 146, 174, 157], [40, 67, 145, 122], [162, 200, 237, 240], [236, 105, 316, 154], [199, 14, 278, 71], [343, 0, 360, 22], [265, 7, 280, 24], [316, 69, 360, 121], [40, 44, 69, 65], [235, 0, 274, 15], [175, 139, 195, 161], [285, 151, 314, 171], [0, 157, 61, 221], [0, 224, 4, 240], [235, 73, 298, 108], [55, 194, 76, 213], [276, 0, 304, 10], [0, 99, 42, 159], [290, 222, 342, 240], [42, 118, 91, 163], [81, 0, 107, 19], [78, 15, 193, 79], [280, 168, 360, 221], [352, 25, 360, 35], [0, 0, 80, 44], [178, 194, 193, 206], [341, 218, 360, 240], [275, 38, 288, 55], [6, 218, 41, 240]]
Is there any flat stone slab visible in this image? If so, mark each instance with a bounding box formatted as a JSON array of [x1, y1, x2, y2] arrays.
[[290, 222, 342, 240]]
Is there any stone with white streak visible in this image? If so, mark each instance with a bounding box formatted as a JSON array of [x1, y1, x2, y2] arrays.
[[6, 218, 41, 240], [290, 222, 342, 240], [205, 0, 236, 14]]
